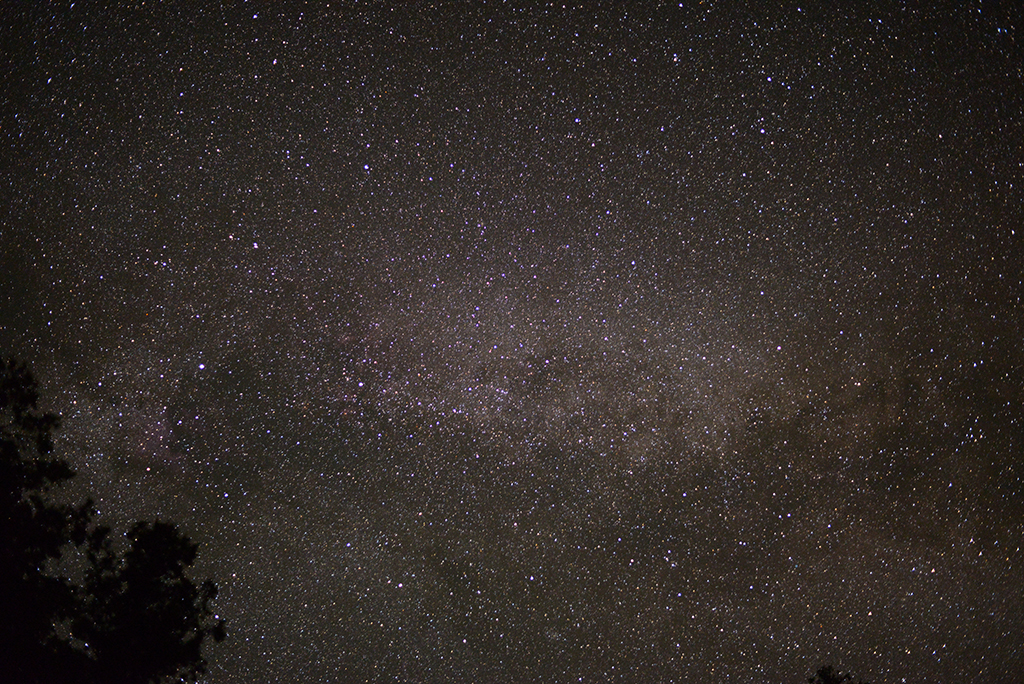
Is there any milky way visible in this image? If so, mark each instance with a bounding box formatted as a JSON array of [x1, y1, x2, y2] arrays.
[[2, 3, 1022, 682]]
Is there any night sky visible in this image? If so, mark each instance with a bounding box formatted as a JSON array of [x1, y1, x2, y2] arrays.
[[2, 2, 1023, 682]]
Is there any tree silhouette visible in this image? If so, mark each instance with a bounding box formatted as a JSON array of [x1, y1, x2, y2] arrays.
[[73, 520, 226, 684], [0, 358, 225, 684], [1, 358, 96, 681], [809, 664, 871, 684]]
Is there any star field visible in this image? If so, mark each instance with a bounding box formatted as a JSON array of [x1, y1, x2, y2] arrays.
[[1, 2, 1022, 682]]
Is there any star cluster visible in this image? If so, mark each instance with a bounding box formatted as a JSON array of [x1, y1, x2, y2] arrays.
[[2, 2, 1022, 682]]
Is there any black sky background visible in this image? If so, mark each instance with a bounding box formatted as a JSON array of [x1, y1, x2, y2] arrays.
[[2, 2, 1023, 682]]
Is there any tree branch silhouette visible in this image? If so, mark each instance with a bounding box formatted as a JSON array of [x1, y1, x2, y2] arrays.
[[0, 358, 225, 684]]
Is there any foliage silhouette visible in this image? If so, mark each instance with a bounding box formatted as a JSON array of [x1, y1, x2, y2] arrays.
[[0, 358, 87, 681], [0, 358, 225, 684], [809, 664, 871, 684]]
